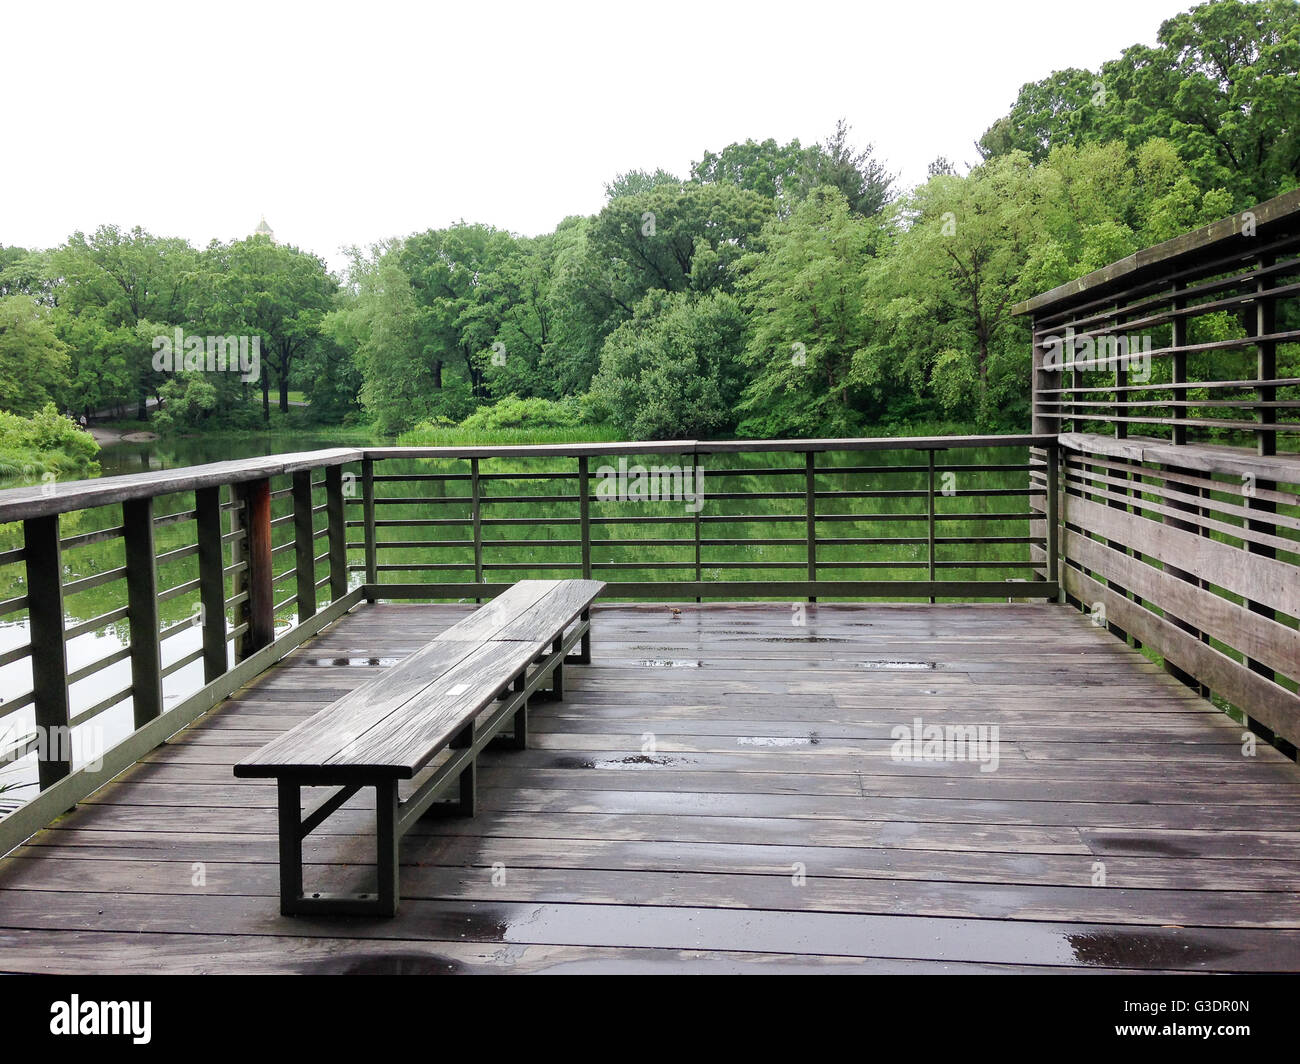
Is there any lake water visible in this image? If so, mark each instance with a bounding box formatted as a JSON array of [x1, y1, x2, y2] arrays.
[[0, 432, 371, 804]]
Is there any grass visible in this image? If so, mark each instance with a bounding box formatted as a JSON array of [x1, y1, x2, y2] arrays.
[[188, 422, 381, 443], [394, 420, 1003, 448], [397, 424, 623, 447]]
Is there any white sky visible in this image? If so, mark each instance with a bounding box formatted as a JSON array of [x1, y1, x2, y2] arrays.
[[1, 0, 1187, 274]]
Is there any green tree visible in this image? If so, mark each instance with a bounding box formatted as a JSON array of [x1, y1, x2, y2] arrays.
[[479, 234, 562, 399], [735, 188, 877, 436], [860, 141, 1233, 429], [798, 119, 895, 218], [692, 137, 808, 204], [0, 295, 69, 415], [591, 289, 748, 439], [977, 69, 1107, 161], [53, 225, 198, 418], [149, 374, 219, 432], [604, 169, 682, 199], [0, 246, 54, 303], [979, 0, 1300, 205], [858, 153, 1045, 426], [323, 252, 431, 435], [397, 223, 520, 409], [695, 122, 895, 218], [199, 235, 337, 421], [585, 181, 772, 308]]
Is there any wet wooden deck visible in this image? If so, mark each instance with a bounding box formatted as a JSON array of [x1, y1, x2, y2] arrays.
[[2, 601, 1299, 973]]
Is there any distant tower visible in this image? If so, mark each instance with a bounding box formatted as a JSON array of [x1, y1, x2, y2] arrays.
[[253, 215, 276, 243]]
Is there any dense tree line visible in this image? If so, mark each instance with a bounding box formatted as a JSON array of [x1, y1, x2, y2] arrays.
[[0, 228, 352, 431], [0, 0, 1295, 444]]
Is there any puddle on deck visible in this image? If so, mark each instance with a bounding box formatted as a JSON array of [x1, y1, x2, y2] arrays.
[[297, 656, 403, 667], [550, 755, 693, 770], [305, 904, 1248, 972]]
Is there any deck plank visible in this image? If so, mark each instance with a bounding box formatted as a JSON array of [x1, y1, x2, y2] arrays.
[[1, 601, 1298, 973]]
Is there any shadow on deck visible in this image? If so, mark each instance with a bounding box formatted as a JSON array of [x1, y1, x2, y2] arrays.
[[1, 601, 1298, 974]]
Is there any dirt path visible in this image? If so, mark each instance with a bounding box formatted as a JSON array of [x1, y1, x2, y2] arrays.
[[88, 425, 158, 446]]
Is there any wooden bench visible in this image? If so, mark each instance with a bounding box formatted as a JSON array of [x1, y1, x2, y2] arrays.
[[233, 579, 604, 917]]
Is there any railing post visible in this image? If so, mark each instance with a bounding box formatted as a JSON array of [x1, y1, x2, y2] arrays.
[[1171, 281, 1187, 446], [926, 449, 937, 603], [325, 465, 348, 602], [238, 477, 274, 658], [229, 485, 247, 661], [292, 471, 317, 622], [471, 457, 483, 600], [1161, 461, 1206, 693], [1031, 320, 1049, 436], [1256, 253, 1276, 458], [362, 457, 377, 602], [805, 451, 817, 603], [577, 456, 591, 580], [1113, 299, 1127, 441], [22, 515, 70, 788], [1246, 253, 1278, 735], [122, 497, 162, 729], [1045, 444, 1059, 597], [693, 450, 703, 603], [195, 486, 228, 684]]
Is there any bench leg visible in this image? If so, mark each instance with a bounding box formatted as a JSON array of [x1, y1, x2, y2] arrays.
[[458, 758, 477, 816], [488, 673, 529, 752], [564, 609, 592, 665], [375, 779, 399, 917], [423, 720, 477, 818], [454, 719, 477, 816], [540, 635, 564, 700], [276, 777, 400, 918], [511, 673, 528, 749], [278, 780, 304, 915]]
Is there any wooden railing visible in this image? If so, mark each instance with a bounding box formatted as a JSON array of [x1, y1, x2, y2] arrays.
[[1054, 436, 1298, 749], [0, 435, 1055, 854], [1018, 188, 1300, 752], [1021, 187, 1300, 453]]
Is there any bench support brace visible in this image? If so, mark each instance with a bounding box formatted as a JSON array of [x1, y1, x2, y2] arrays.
[[277, 778, 400, 918]]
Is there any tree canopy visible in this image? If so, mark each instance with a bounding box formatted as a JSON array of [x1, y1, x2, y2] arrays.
[[3, 2, 1293, 447]]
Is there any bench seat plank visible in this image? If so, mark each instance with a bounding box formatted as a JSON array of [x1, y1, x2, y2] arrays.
[[234, 580, 603, 780], [430, 580, 562, 642], [488, 579, 605, 642], [324, 638, 551, 775], [233, 640, 486, 777]]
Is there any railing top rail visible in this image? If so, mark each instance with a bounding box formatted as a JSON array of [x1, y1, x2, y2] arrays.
[[0, 434, 1054, 523], [0, 448, 364, 524], [1059, 432, 1300, 482], [1011, 186, 1300, 318], [367, 433, 1053, 461]]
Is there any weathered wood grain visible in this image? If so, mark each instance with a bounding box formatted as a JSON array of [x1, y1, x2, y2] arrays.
[[2, 601, 1298, 973]]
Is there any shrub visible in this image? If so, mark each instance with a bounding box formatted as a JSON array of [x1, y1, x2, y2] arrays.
[[0, 402, 100, 483]]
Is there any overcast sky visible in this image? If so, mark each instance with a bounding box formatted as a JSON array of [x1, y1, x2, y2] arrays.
[[2, 0, 1189, 273]]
